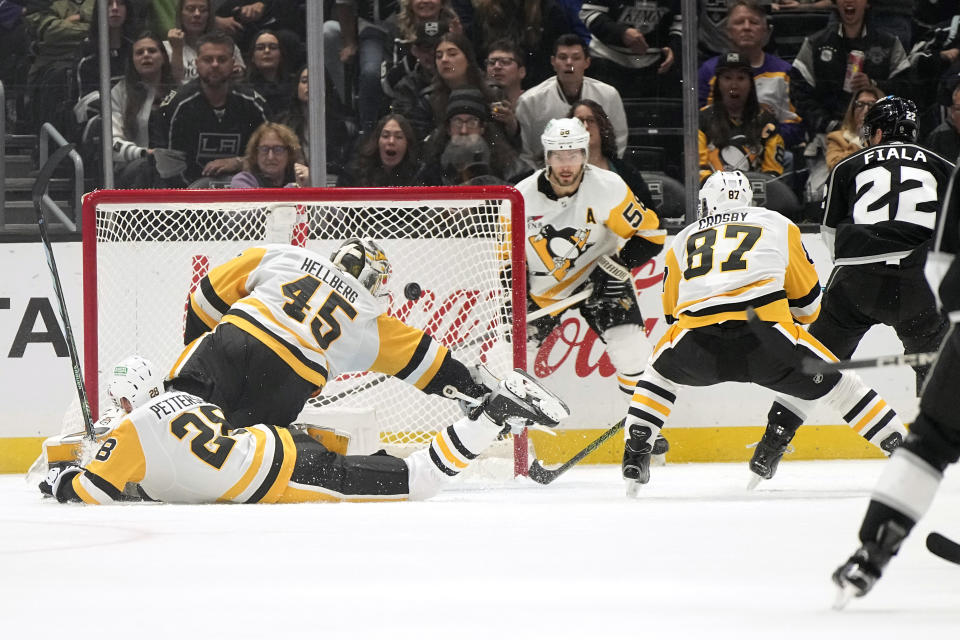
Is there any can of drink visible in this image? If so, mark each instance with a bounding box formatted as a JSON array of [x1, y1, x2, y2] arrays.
[[843, 49, 865, 93]]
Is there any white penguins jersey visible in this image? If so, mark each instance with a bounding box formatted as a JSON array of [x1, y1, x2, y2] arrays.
[[515, 166, 665, 307], [67, 391, 297, 504], [662, 206, 822, 328], [180, 244, 448, 391]]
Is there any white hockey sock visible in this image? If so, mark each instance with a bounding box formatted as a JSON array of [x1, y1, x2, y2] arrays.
[[822, 373, 907, 452], [603, 323, 651, 397], [406, 414, 502, 500], [624, 370, 677, 447]]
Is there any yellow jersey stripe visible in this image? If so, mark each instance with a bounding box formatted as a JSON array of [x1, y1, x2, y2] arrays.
[[413, 346, 446, 390], [189, 296, 218, 331], [72, 476, 100, 504], [170, 335, 205, 379], [675, 278, 776, 315], [261, 427, 298, 504], [219, 428, 267, 502], [242, 297, 317, 352], [224, 315, 328, 387], [205, 247, 266, 309]]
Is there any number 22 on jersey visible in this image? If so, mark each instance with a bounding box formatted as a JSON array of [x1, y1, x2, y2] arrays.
[[853, 165, 938, 228]]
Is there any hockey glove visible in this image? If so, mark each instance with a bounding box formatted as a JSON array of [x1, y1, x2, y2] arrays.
[[39, 464, 83, 503], [587, 254, 633, 303]]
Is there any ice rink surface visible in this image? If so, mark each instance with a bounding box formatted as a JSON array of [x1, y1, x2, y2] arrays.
[[1, 460, 958, 639]]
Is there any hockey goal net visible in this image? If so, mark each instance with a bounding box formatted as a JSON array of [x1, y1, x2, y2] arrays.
[[82, 187, 528, 473]]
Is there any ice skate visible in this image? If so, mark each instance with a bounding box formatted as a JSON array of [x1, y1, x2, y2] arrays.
[[747, 422, 796, 489], [831, 521, 906, 609], [482, 368, 570, 430], [622, 442, 651, 497], [831, 547, 883, 609]]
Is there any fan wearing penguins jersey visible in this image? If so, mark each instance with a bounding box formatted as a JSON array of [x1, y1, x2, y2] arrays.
[[515, 117, 667, 444], [173, 239, 490, 431]]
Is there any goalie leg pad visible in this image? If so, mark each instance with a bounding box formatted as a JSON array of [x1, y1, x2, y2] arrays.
[[289, 432, 410, 498], [821, 372, 906, 453], [405, 414, 504, 499]]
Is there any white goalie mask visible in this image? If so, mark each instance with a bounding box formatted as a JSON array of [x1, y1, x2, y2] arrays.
[[330, 238, 393, 297], [107, 355, 164, 413], [541, 117, 589, 169], [698, 170, 753, 218]]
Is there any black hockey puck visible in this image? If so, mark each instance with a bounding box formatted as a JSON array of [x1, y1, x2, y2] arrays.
[[404, 282, 422, 301]]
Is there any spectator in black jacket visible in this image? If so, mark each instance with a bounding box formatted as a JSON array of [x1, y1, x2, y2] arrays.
[[924, 84, 960, 162], [579, 0, 681, 99], [152, 30, 268, 185], [789, 0, 913, 137]]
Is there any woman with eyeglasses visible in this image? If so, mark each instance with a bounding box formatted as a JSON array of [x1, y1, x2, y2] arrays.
[[825, 86, 885, 170], [246, 30, 293, 115], [231, 122, 308, 188], [568, 99, 653, 207]]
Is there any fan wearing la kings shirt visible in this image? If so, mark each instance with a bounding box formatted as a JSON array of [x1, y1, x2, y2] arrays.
[[814, 95, 953, 394], [151, 30, 268, 186]]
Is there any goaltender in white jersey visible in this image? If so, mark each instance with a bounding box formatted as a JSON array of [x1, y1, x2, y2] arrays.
[[172, 239, 492, 430]]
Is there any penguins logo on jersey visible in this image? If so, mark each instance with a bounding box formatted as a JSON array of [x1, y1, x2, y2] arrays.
[[529, 225, 591, 280]]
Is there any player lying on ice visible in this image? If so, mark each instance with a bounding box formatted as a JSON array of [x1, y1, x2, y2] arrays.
[[619, 171, 907, 496], [39, 355, 568, 504]]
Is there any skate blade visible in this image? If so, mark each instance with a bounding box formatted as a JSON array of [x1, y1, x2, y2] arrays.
[[746, 473, 763, 491], [651, 453, 666, 467], [832, 583, 858, 610], [625, 480, 641, 498]]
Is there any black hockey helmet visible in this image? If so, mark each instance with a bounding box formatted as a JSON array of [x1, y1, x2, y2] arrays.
[[860, 95, 919, 144]]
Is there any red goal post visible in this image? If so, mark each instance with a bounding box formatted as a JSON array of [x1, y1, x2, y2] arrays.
[[82, 186, 529, 473]]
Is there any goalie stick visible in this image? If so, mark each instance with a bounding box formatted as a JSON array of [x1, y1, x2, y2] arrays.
[[926, 532, 960, 565], [32, 144, 96, 440]]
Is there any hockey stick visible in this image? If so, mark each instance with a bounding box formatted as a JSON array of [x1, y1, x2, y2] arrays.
[[527, 419, 624, 484], [926, 532, 960, 565], [32, 144, 95, 440], [801, 351, 939, 374]]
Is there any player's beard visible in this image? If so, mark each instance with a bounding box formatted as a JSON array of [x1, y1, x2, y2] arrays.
[[547, 163, 585, 196]]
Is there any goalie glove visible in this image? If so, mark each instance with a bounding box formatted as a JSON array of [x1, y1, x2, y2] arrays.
[[587, 254, 633, 303], [39, 464, 83, 503]]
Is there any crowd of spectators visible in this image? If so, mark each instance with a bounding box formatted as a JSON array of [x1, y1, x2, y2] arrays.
[[2, 0, 960, 221]]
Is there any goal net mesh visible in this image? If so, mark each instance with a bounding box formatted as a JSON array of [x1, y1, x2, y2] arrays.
[[84, 188, 525, 458]]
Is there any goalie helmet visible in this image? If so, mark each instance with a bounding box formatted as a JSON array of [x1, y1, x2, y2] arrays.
[[541, 117, 589, 166], [106, 355, 164, 413], [698, 170, 753, 218], [860, 95, 918, 144], [330, 238, 392, 297]]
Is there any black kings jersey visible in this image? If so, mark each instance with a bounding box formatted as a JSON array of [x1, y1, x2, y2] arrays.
[[822, 142, 955, 265]]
